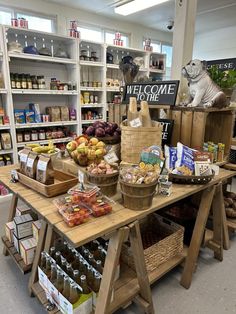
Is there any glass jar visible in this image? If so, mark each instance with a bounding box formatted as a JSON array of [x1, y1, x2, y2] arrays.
[[24, 131, 31, 142], [16, 132, 23, 143], [10, 73, 16, 89], [31, 76, 38, 89], [50, 78, 57, 90], [21, 74, 27, 89], [26, 74, 32, 89], [39, 129, 46, 140], [46, 130, 52, 139], [15, 74, 21, 89], [31, 130, 38, 141], [37, 76, 46, 89]]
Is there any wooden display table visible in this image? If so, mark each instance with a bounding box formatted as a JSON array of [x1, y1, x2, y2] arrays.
[[0, 165, 235, 314]]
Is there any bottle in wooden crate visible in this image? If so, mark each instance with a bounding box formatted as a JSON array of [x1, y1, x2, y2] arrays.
[[49, 246, 56, 260], [50, 263, 57, 286], [88, 253, 96, 268], [66, 262, 74, 278], [40, 251, 47, 271], [61, 256, 67, 272], [67, 244, 75, 263], [69, 282, 80, 304], [45, 255, 52, 278], [127, 97, 139, 125], [62, 275, 71, 300], [72, 252, 81, 270], [95, 260, 103, 274], [86, 264, 94, 288], [139, 101, 152, 127], [55, 269, 64, 293], [55, 251, 62, 266], [93, 272, 102, 293], [73, 269, 80, 285], [80, 275, 91, 294]]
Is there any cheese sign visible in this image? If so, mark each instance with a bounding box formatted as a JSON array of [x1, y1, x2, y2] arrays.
[[123, 80, 179, 105], [207, 58, 236, 71], [157, 119, 174, 146]]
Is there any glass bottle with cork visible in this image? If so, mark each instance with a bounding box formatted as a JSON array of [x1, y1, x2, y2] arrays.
[[69, 282, 81, 304], [80, 275, 91, 294], [62, 275, 71, 300]]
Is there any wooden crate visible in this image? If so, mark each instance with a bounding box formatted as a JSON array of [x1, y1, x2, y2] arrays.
[[108, 103, 127, 125], [170, 107, 235, 156]]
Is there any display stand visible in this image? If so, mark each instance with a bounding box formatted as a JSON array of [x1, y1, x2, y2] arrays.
[[0, 165, 235, 313]]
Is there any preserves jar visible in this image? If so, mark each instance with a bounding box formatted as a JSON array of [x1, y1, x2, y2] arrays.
[[15, 74, 21, 89], [38, 76, 46, 89], [31, 76, 38, 89], [24, 130, 31, 142], [31, 130, 38, 141], [50, 78, 57, 90], [39, 129, 46, 140], [10, 73, 16, 89], [21, 74, 27, 89], [26, 74, 32, 89], [16, 132, 23, 143]]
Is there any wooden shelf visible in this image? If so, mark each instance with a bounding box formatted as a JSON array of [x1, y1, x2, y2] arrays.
[[1, 236, 32, 274], [110, 249, 187, 313], [8, 52, 76, 65], [32, 282, 61, 314], [224, 163, 236, 171]]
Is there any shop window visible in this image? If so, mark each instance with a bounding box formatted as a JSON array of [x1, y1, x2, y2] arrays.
[[105, 31, 129, 47], [78, 26, 103, 42], [16, 13, 55, 33], [0, 9, 12, 25], [161, 44, 172, 68]]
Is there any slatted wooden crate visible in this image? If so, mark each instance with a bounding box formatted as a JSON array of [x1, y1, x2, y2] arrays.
[[108, 103, 127, 124], [170, 107, 235, 157]]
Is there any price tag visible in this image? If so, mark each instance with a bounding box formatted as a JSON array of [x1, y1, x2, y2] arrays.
[[37, 160, 47, 171], [104, 151, 119, 164], [78, 170, 85, 183], [130, 118, 142, 128], [26, 157, 34, 167]]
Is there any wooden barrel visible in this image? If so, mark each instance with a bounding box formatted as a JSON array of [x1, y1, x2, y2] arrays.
[[120, 120, 163, 164], [119, 178, 158, 210], [86, 171, 119, 197]]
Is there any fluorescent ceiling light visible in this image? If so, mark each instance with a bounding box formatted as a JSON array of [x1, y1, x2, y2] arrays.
[[115, 0, 170, 16]]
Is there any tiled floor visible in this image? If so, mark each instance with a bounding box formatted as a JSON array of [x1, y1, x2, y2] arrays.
[[0, 187, 236, 314]]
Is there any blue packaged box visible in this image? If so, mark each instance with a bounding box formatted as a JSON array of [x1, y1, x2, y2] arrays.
[[25, 110, 35, 123], [14, 109, 25, 124], [29, 103, 41, 123]]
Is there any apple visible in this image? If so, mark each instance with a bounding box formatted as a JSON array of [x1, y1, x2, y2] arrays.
[[87, 149, 96, 160], [96, 141, 106, 149], [95, 148, 104, 158], [70, 150, 78, 160], [89, 137, 99, 146], [77, 153, 88, 166], [77, 142, 87, 154], [66, 140, 77, 152], [76, 136, 88, 145]]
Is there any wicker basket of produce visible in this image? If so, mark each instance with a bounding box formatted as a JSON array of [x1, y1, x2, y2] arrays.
[[120, 120, 162, 164], [86, 161, 119, 197], [121, 214, 184, 273]]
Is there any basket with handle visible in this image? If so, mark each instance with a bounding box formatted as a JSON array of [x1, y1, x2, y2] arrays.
[[120, 120, 163, 164]]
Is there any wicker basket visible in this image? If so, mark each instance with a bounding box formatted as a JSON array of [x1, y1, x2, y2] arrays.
[[120, 120, 162, 164], [119, 178, 158, 210], [86, 171, 119, 197], [121, 214, 184, 273], [169, 171, 215, 184]]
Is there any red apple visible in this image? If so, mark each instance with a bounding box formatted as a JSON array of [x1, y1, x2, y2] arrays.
[[66, 140, 78, 152]]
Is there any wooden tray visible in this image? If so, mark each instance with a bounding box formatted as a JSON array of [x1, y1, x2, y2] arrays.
[[16, 169, 78, 197], [169, 171, 215, 184]]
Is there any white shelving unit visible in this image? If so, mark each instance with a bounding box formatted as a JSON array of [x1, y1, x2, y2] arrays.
[[17, 137, 73, 148], [0, 25, 166, 163]]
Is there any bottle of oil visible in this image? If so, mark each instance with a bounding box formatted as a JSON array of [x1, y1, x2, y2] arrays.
[[49, 246, 56, 260], [45, 256, 52, 278], [62, 275, 71, 300], [50, 263, 57, 285], [69, 282, 80, 304], [80, 275, 91, 294], [73, 269, 80, 285], [93, 271, 102, 293], [55, 251, 62, 266], [95, 260, 103, 274], [66, 263, 74, 279]]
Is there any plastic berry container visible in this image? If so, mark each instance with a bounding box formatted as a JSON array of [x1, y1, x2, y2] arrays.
[[91, 199, 112, 217]]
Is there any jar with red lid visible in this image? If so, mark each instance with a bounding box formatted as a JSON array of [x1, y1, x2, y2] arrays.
[[39, 129, 46, 140], [31, 130, 38, 141]]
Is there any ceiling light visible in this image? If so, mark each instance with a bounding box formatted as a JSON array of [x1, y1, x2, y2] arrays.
[[114, 0, 170, 16]]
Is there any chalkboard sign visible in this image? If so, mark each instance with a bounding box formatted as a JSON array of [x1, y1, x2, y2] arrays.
[[123, 80, 179, 106], [157, 119, 174, 146], [207, 58, 236, 71]]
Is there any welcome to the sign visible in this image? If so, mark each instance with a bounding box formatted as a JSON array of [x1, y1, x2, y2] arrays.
[[123, 80, 179, 105]]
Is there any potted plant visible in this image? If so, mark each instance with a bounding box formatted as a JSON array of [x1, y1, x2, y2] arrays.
[[208, 65, 236, 97]]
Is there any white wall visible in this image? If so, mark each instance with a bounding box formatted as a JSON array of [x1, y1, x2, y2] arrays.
[[0, 0, 172, 49], [193, 25, 236, 61]]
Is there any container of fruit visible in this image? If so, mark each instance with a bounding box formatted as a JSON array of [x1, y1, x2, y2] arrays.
[[86, 161, 119, 197], [90, 195, 113, 217], [84, 121, 121, 145], [66, 135, 106, 167]]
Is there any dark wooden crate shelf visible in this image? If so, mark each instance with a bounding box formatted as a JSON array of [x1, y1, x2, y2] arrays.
[[1, 236, 32, 274]]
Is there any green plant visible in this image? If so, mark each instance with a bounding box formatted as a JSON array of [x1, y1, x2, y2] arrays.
[[208, 65, 236, 89]]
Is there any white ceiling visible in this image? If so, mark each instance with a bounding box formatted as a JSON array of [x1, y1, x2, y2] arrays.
[[46, 0, 236, 34]]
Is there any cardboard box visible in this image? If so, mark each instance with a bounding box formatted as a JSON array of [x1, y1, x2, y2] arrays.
[[20, 237, 37, 265], [13, 214, 33, 239], [38, 266, 48, 292], [5, 221, 14, 243], [14, 109, 25, 124], [13, 232, 31, 253], [15, 205, 32, 216], [32, 220, 42, 242]]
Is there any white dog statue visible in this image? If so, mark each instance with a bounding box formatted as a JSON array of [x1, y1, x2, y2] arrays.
[[182, 59, 227, 108]]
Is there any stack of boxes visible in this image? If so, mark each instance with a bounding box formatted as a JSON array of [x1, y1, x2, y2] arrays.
[[113, 32, 123, 46], [5, 204, 42, 266], [144, 38, 153, 51]]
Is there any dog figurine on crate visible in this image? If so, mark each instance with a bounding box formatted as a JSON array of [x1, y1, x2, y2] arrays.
[[182, 59, 228, 108]]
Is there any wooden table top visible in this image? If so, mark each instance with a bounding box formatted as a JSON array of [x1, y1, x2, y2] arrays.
[[0, 164, 235, 247]]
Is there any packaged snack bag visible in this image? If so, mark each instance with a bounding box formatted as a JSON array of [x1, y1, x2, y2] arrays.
[[164, 145, 177, 171], [174, 142, 196, 175]]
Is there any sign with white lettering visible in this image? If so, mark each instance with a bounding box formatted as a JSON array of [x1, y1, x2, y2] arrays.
[[207, 58, 236, 71], [157, 119, 174, 146], [123, 80, 179, 105]]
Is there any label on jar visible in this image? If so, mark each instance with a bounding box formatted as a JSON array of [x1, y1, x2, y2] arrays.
[[22, 82, 27, 89], [24, 134, 31, 141], [16, 82, 21, 89], [39, 132, 46, 140], [31, 133, 38, 141], [11, 81, 16, 89], [17, 134, 23, 142]]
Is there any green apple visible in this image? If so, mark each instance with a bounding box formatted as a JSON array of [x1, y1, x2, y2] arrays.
[[66, 140, 77, 152]]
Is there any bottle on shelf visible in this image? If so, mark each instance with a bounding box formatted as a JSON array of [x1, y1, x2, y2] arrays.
[[82, 247, 90, 259], [80, 275, 91, 294], [69, 282, 81, 304], [95, 260, 103, 274], [88, 253, 96, 268], [93, 271, 102, 293], [61, 256, 67, 273], [86, 264, 94, 288], [62, 275, 71, 300], [94, 245, 106, 266], [45, 255, 52, 278], [73, 269, 80, 285], [40, 251, 47, 271], [72, 252, 81, 270], [49, 246, 56, 260], [66, 262, 74, 278], [55, 251, 62, 266], [26, 74, 32, 89], [67, 244, 75, 263], [21, 74, 27, 89], [54, 269, 64, 293], [15, 74, 21, 89], [10, 73, 16, 89], [50, 263, 57, 285]]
